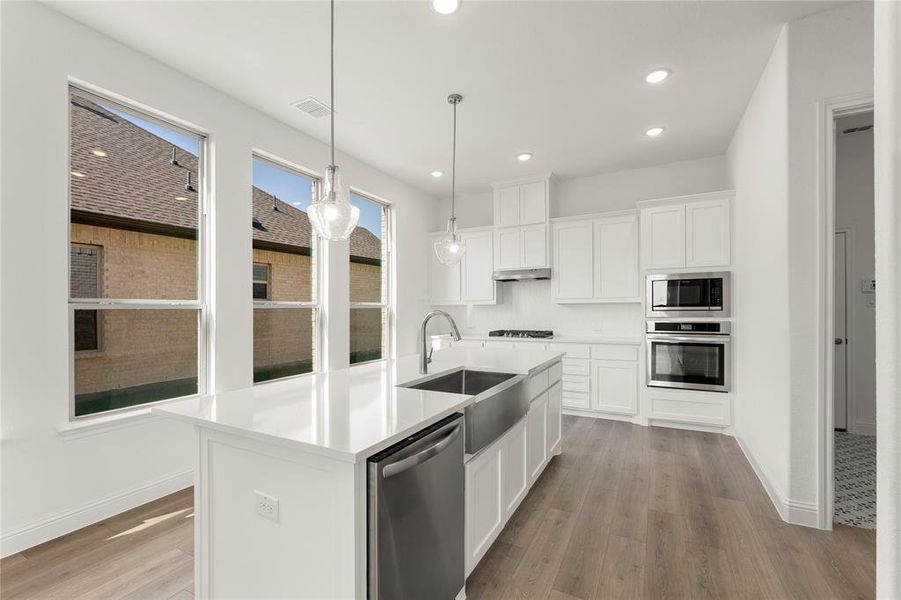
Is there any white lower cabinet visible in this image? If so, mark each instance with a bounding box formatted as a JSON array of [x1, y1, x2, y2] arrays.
[[527, 393, 548, 482], [465, 361, 562, 576], [500, 419, 528, 517], [465, 442, 502, 575], [591, 360, 638, 415]]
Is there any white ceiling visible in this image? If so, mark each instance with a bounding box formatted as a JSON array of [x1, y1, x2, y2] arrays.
[[50, 1, 839, 195]]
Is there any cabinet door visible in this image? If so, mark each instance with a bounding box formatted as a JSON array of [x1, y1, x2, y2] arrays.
[[552, 221, 594, 301], [595, 214, 639, 300], [500, 419, 528, 518], [430, 235, 461, 304], [461, 230, 496, 303], [591, 360, 638, 415], [519, 181, 547, 225], [686, 198, 731, 267], [546, 381, 562, 455], [465, 444, 503, 575], [521, 224, 547, 268], [494, 186, 520, 227], [527, 393, 548, 482], [641, 205, 686, 269], [494, 227, 522, 270]]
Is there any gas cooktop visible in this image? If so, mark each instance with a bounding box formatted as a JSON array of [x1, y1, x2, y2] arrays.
[[488, 329, 554, 339]]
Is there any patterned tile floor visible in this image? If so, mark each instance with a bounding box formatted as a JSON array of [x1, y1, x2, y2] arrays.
[[834, 431, 876, 529]]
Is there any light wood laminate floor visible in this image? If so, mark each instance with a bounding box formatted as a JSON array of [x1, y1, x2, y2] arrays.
[[1, 417, 875, 599]]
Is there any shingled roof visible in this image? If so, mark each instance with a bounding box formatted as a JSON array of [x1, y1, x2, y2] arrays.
[[69, 92, 381, 262]]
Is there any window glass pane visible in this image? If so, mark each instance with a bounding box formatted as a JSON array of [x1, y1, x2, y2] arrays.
[[254, 308, 316, 383], [350, 308, 385, 364], [69, 88, 202, 300], [251, 158, 316, 302], [70, 244, 99, 298], [74, 309, 99, 352], [349, 193, 385, 303], [73, 309, 198, 417], [252, 263, 269, 282], [252, 282, 269, 300]]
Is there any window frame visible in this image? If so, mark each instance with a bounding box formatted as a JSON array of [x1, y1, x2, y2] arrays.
[[70, 242, 103, 356], [252, 262, 271, 300], [348, 189, 393, 366], [250, 151, 323, 384], [67, 84, 210, 421]]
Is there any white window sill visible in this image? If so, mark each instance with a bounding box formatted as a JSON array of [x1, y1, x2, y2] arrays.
[[58, 408, 160, 441]]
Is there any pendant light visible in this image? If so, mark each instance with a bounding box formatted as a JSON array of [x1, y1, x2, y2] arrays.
[[308, 0, 360, 241], [434, 93, 466, 265]]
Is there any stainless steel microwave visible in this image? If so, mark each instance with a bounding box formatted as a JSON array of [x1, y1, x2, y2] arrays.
[[646, 272, 731, 318]]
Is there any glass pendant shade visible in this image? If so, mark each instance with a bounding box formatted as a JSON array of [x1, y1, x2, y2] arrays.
[[434, 218, 466, 265], [309, 165, 360, 240]]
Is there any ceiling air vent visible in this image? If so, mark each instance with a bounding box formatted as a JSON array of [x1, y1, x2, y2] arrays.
[[292, 97, 332, 118]]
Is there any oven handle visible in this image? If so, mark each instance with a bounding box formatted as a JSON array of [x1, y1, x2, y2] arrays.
[[646, 334, 731, 344]]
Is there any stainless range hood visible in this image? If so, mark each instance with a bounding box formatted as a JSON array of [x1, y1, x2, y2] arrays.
[[492, 268, 551, 282]]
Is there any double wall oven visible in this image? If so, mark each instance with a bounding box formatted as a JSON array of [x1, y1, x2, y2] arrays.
[[645, 272, 733, 393]]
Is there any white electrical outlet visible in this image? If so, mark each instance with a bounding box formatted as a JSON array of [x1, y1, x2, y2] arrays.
[[255, 491, 279, 522], [861, 278, 876, 293]]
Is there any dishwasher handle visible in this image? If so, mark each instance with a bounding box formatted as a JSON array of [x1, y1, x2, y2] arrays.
[[382, 423, 462, 479]]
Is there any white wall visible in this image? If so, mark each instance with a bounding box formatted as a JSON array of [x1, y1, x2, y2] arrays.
[[434, 156, 728, 337], [0, 2, 436, 555], [726, 25, 792, 513], [834, 113, 876, 435], [784, 1, 873, 512], [874, 2, 901, 595]]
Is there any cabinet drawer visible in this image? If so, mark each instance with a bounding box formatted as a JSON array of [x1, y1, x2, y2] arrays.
[[562, 375, 590, 393], [547, 343, 589, 358], [528, 369, 549, 399], [590, 344, 639, 361], [548, 362, 563, 385], [562, 391, 590, 410], [562, 358, 590, 376]]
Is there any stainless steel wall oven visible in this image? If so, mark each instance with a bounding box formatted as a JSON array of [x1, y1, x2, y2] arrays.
[[646, 321, 731, 393]]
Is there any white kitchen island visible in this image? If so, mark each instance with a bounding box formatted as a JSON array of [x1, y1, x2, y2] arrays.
[[154, 347, 563, 600]]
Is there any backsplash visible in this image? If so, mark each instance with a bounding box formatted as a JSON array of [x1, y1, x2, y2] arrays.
[[442, 279, 643, 338]]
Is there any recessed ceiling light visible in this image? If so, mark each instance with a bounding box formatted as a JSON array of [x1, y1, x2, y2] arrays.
[[516, 153, 533, 162], [431, 170, 444, 178], [645, 127, 665, 137], [70, 170, 86, 178], [91, 149, 108, 157], [432, 0, 460, 15], [645, 69, 671, 84], [175, 196, 188, 201]]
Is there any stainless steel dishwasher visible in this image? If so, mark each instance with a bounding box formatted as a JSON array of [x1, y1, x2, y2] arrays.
[[367, 413, 464, 600]]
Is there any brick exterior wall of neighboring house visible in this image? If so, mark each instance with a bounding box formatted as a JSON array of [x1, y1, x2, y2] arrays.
[[69, 91, 386, 401]]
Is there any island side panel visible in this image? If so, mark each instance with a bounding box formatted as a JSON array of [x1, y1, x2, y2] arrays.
[[194, 427, 360, 599]]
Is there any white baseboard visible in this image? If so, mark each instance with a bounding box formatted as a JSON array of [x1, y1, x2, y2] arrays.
[[0, 469, 193, 558], [734, 435, 820, 528], [562, 408, 641, 424]]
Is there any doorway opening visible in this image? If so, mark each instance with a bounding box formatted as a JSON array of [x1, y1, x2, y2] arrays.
[[831, 110, 876, 530]]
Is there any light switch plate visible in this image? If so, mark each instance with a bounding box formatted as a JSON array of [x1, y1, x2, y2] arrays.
[[255, 491, 279, 522], [861, 279, 876, 293]]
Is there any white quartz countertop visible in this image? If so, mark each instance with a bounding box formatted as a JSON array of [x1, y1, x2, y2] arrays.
[[455, 334, 643, 345], [153, 347, 563, 463]]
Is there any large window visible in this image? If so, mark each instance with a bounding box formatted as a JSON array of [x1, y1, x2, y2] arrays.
[[68, 87, 206, 418], [349, 192, 390, 364], [251, 155, 319, 383]]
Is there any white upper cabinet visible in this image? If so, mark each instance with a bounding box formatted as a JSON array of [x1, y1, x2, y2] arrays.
[[594, 213, 639, 300], [685, 198, 731, 267], [430, 228, 497, 305], [552, 220, 594, 301], [521, 224, 548, 268], [519, 181, 547, 225], [494, 186, 520, 227], [551, 211, 639, 304], [492, 176, 551, 271], [641, 204, 686, 269], [460, 230, 496, 303], [639, 191, 733, 271]]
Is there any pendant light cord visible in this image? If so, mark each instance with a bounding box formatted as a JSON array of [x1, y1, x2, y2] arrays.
[[451, 99, 457, 221], [330, 0, 335, 168]]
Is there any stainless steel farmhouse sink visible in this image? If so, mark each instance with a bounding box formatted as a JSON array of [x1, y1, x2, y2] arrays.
[[400, 368, 529, 454]]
